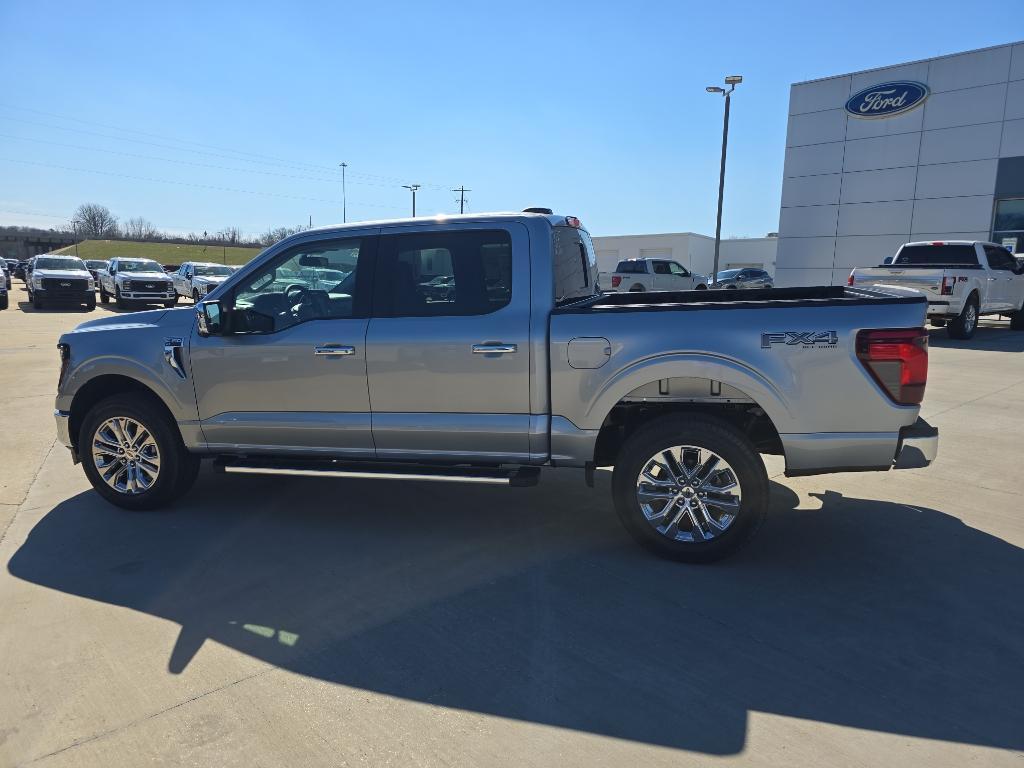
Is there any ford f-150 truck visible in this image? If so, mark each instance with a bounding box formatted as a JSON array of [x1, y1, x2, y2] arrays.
[[27, 255, 96, 310], [849, 241, 1024, 339], [172, 261, 235, 303], [98, 258, 177, 309], [54, 211, 938, 562]]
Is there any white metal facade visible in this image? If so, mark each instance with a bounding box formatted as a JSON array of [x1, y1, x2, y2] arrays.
[[776, 41, 1024, 287]]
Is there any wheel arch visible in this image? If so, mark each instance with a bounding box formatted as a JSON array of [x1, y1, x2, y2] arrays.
[[68, 373, 179, 454]]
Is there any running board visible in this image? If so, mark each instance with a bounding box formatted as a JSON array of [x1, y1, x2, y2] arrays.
[[214, 458, 540, 487]]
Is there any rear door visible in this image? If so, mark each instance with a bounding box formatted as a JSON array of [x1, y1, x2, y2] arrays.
[[365, 222, 531, 462], [983, 245, 1018, 311]]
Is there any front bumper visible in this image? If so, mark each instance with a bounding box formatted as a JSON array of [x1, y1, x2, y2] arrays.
[[894, 417, 939, 469], [55, 409, 76, 456], [34, 288, 93, 303]]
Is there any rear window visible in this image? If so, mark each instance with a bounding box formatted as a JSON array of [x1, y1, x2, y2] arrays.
[[553, 227, 598, 306], [893, 244, 979, 266], [615, 260, 646, 274]]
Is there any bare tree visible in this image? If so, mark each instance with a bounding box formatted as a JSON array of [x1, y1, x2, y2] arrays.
[[71, 203, 119, 239], [122, 216, 160, 241], [260, 225, 303, 246], [217, 226, 241, 245]]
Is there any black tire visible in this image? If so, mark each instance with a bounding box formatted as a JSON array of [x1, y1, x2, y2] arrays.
[[100, 285, 110, 304], [32, 294, 43, 310], [611, 415, 768, 563], [79, 392, 200, 511], [85, 295, 96, 311], [725, 284, 737, 290], [0, 294, 7, 310], [695, 284, 708, 290], [1010, 298, 1024, 330], [629, 284, 645, 292], [929, 318, 947, 328], [163, 300, 176, 308], [192, 289, 201, 303], [947, 294, 979, 339], [115, 286, 128, 310]]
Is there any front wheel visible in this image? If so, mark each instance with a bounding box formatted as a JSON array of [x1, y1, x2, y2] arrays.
[[99, 285, 110, 303], [192, 289, 201, 303], [611, 415, 768, 563], [1010, 298, 1024, 330], [114, 286, 128, 310], [695, 284, 708, 290], [79, 393, 199, 510], [947, 295, 979, 339]]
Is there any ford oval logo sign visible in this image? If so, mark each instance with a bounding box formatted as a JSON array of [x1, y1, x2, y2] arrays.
[[845, 81, 929, 119]]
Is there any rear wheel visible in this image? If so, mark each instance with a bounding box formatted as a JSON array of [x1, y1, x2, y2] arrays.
[[1010, 296, 1024, 330], [611, 415, 768, 563], [79, 393, 199, 510], [947, 294, 979, 339], [629, 284, 645, 292], [695, 284, 708, 290]]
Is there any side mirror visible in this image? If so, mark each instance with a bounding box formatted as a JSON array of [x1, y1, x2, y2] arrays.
[[196, 299, 228, 337]]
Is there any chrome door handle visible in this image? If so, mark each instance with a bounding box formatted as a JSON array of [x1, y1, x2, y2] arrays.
[[314, 345, 356, 356], [472, 343, 517, 354]]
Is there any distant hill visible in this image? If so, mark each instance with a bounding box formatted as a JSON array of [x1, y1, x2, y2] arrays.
[[53, 239, 263, 266]]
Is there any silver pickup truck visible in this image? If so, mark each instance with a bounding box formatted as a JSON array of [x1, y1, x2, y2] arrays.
[[54, 211, 938, 562]]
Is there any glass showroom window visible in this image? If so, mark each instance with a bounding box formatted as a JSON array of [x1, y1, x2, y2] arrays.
[[993, 199, 1024, 254]]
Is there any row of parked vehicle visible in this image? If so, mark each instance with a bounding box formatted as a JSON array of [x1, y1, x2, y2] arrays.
[[0, 255, 237, 311], [605, 258, 773, 293]]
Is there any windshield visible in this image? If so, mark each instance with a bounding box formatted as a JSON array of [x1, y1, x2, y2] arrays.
[[195, 264, 233, 277], [119, 260, 164, 273], [893, 244, 979, 266], [716, 269, 743, 280], [35, 257, 86, 271]]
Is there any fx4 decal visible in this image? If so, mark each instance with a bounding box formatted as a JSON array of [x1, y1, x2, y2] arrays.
[[761, 331, 839, 349]]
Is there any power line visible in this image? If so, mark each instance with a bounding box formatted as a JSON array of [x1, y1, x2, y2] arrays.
[[0, 157, 407, 210], [0, 132, 406, 188], [0, 106, 456, 190]]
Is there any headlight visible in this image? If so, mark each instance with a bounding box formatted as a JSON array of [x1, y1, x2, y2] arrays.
[[122, 280, 133, 290], [33, 276, 43, 289]]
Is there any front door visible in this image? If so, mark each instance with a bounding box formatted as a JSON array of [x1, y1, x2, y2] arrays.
[[189, 232, 378, 455], [984, 245, 1017, 312], [365, 223, 532, 462]]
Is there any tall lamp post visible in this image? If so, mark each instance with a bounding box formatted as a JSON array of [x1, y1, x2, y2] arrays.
[[402, 184, 421, 217], [339, 162, 348, 223], [706, 75, 742, 286]]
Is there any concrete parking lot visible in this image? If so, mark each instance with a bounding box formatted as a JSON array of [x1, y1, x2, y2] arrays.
[[1, 279, 1022, 767]]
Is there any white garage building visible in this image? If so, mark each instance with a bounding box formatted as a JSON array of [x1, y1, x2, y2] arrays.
[[591, 231, 777, 281], [776, 40, 1024, 287]]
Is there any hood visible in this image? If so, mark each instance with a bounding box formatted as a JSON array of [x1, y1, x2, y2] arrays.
[[34, 268, 92, 279], [118, 271, 169, 280], [70, 308, 170, 332]]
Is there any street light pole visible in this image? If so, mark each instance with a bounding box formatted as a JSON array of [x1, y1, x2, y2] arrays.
[[706, 75, 742, 286], [402, 184, 421, 217], [341, 163, 348, 223]]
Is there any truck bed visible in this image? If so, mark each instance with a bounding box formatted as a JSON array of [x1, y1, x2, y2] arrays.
[[555, 285, 926, 314]]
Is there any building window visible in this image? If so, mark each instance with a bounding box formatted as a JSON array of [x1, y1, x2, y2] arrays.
[[993, 199, 1024, 253]]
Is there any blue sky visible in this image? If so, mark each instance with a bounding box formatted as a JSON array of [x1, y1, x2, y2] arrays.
[[0, 0, 1019, 239]]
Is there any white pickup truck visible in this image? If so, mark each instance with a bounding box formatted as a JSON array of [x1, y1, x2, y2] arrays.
[[172, 262, 235, 302], [849, 241, 1024, 339], [607, 258, 709, 292]]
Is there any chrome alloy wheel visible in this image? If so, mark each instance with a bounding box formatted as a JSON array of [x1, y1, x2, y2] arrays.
[[635, 445, 742, 542], [92, 416, 161, 495]]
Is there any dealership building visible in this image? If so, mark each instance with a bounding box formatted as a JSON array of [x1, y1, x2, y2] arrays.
[[775, 40, 1024, 287]]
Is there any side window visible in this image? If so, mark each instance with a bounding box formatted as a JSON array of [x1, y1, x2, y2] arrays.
[[668, 262, 689, 276], [652, 261, 671, 275], [985, 245, 1015, 271], [379, 229, 512, 317], [553, 226, 598, 305], [232, 237, 366, 333]]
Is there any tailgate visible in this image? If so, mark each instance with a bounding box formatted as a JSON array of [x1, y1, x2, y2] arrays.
[[851, 268, 944, 297]]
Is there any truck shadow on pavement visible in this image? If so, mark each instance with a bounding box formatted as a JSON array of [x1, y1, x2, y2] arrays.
[[928, 323, 1024, 352], [8, 470, 1022, 755]]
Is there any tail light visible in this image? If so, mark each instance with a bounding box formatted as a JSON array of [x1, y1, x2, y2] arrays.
[[856, 328, 928, 405], [847, 271, 855, 286], [611, 275, 622, 288], [940, 276, 954, 295]]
